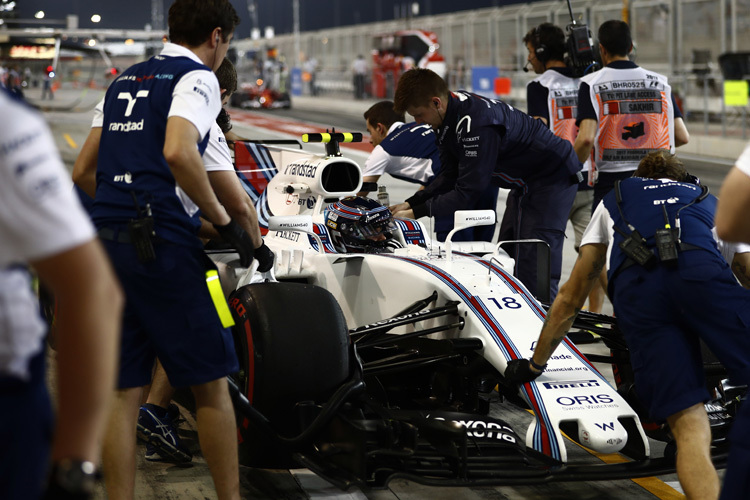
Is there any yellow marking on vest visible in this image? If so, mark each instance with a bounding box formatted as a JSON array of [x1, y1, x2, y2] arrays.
[[206, 270, 234, 328]]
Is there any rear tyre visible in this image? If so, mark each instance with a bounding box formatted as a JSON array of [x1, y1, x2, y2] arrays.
[[228, 282, 350, 468]]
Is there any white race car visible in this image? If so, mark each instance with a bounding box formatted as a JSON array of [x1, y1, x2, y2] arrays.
[[214, 133, 735, 489]]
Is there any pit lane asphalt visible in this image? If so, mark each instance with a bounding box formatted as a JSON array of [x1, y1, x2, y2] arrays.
[[40, 87, 728, 499]]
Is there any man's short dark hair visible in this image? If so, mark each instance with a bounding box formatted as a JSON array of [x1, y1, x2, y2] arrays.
[[393, 68, 449, 114], [634, 150, 688, 182], [523, 23, 566, 62], [364, 101, 405, 129], [215, 57, 237, 95], [598, 20, 632, 57], [168, 0, 240, 47]]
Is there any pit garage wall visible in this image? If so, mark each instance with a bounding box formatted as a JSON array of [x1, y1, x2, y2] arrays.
[[233, 0, 749, 104]]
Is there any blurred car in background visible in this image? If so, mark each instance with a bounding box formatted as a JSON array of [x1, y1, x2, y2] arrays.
[[231, 79, 292, 110]]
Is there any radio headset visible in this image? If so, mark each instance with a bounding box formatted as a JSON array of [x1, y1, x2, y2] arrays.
[[534, 26, 549, 63], [612, 179, 709, 268], [563, 0, 599, 77]]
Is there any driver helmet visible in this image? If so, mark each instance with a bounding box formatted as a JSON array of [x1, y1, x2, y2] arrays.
[[325, 196, 398, 253]]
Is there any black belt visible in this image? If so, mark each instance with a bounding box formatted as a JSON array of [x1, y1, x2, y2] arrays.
[[98, 227, 132, 244], [612, 242, 704, 280]]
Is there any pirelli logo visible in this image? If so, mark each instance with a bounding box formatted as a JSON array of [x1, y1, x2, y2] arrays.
[[604, 100, 662, 115], [542, 379, 601, 390]]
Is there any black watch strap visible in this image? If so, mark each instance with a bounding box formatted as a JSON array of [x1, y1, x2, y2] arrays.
[[530, 358, 547, 371], [47, 459, 99, 497]]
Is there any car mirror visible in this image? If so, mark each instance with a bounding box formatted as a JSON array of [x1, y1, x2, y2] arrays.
[[444, 210, 497, 264]]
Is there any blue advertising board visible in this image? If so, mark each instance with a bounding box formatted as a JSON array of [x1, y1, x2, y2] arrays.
[[471, 66, 499, 98]]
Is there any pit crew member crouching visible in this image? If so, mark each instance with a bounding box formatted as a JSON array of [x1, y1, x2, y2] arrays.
[[505, 150, 750, 500]]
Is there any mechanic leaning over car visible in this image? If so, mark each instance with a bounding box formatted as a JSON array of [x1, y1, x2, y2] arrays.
[[523, 22, 605, 314], [505, 150, 750, 500], [391, 68, 582, 301], [574, 20, 689, 211], [70, 1, 249, 499], [0, 87, 123, 499], [358, 100, 497, 242]]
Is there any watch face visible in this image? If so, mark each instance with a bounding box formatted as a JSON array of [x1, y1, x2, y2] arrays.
[[54, 460, 97, 494]]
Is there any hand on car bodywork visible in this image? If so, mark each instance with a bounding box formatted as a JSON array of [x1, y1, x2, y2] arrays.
[[503, 358, 543, 387], [390, 202, 414, 219], [214, 219, 255, 267], [254, 242, 275, 272], [389, 202, 410, 214]]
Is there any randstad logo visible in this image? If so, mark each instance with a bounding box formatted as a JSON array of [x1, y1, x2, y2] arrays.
[[109, 120, 145, 132]]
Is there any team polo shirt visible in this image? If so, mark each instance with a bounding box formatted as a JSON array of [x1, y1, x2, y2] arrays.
[[203, 122, 234, 172], [408, 91, 580, 219], [362, 121, 440, 185], [576, 61, 682, 174], [582, 177, 723, 290], [92, 43, 221, 248], [735, 143, 750, 178], [0, 88, 95, 379]]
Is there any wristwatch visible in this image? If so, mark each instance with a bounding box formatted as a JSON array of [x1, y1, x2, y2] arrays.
[[50, 459, 98, 495]]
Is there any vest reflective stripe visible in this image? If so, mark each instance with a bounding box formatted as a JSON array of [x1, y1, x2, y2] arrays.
[[581, 66, 675, 174], [533, 70, 591, 179], [534, 70, 581, 146]]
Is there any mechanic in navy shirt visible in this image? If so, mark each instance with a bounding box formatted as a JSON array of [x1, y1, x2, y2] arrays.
[[71, 1, 245, 498], [392, 68, 581, 300], [506, 151, 750, 500], [359, 100, 497, 241], [1, 87, 123, 500], [574, 20, 689, 211]]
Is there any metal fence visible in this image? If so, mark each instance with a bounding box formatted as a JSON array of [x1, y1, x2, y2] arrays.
[[231, 0, 750, 135]]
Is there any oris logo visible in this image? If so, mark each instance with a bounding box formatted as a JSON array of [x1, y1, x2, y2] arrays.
[[556, 394, 614, 406]]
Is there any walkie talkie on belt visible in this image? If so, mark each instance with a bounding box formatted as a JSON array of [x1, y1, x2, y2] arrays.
[[128, 192, 157, 263]]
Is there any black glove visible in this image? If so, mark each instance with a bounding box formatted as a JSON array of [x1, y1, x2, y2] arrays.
[[254, 242, 275, 272], [214, 219, 254, 267], [504, 359, 543, 387]]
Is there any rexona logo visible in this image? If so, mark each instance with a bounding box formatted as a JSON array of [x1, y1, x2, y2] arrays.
[[429, 416, 516, 443], [542, 379, 600, 390]]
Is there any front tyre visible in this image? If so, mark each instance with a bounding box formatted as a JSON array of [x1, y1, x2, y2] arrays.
[[228, 282, 350, 468]]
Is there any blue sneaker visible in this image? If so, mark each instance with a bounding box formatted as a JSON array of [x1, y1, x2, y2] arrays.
[[137, 403, 192, 464]]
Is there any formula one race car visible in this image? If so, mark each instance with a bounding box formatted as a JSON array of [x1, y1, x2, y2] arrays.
[[230, 81, 292, 110], [211, 133, 741, 490]]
